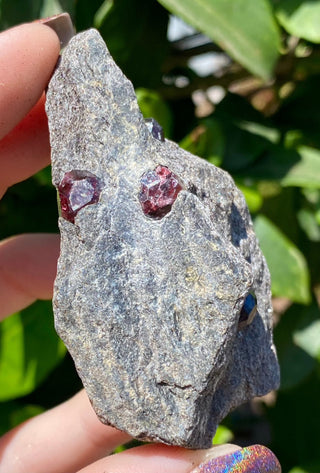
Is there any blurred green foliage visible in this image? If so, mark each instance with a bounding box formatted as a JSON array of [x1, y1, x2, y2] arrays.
[[1, 1, 320, 471]]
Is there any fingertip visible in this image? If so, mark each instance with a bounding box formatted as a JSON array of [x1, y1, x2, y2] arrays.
[[2, 21, 61, 55], [36, 13, 75, 49], [27, 21, 61, 52]]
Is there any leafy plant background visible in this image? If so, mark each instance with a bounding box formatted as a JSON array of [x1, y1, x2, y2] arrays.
[[1, 0, 320, 471]]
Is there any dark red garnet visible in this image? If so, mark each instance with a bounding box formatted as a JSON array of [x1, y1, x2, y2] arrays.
[[58, 170, 102, 223], [139, 165, 183, 219]]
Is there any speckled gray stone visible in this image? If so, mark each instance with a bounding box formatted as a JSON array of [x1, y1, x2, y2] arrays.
[[46, 29, 279, 448]]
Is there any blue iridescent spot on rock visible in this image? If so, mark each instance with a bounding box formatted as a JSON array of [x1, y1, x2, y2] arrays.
[[238, 292, 257, 329], [145, 118, 165, 142]]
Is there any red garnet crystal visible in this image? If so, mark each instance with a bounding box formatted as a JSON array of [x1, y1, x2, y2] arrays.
[[58, 170, 102, 223], [139, 165, 183, 219]]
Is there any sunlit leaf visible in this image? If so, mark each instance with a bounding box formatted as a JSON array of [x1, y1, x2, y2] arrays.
[[289, 467, 310, 473], [276, 0, 320, 43], [297, 208, 320, 242], [282, 146, 320, 188], [157, 0, 280, 80], [238, 121, 280, 144], [0, 301, 66, 401], [212, 425, 234, 444], [33, 166, 53, 187], [40, 0, 63, 18], [288, 464, 320, 473], [243, 146, 320, 189], [254, 215, 311, 303], [294, 312, 320, 361]]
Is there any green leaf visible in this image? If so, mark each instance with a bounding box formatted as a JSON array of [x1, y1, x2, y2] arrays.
[[40, 0, 76, 19], [180, 117, 225, 166], [288, 464, 320, 473], [222, 123, 273, 172], [40, 0, 63, 18], [294, 312, 320, 361], [157, 0, 281, 80], [33, 166, 53, 187], [0, 0, 42, 28], [243, 146, 320, 189], [254, 215, 311, 303], [213, 93, 278, 171], [0, 301, 66, 401], [281, 146, 320, 188], [289, 468, 310, 473], [275, 0, 320, 43], [237, 120, 280, 144], [113, 445, 127, 453], [136, 88, 173, 138], [98, 0, 169, 88], [278, 343, 315, 390], [216, 92, 267, 123], [75, 0, 103, 30], [212, 425, 234, 444], [274, 303, 318, 390], [297, 208, 320, 242]]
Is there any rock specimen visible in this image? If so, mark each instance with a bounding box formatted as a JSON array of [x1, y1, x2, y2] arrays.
[[46, 29, 280, 448]]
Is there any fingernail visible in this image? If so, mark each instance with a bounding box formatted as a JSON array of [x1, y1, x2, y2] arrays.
[[36, 13, 74, 48], [191, 445, 281, 473]]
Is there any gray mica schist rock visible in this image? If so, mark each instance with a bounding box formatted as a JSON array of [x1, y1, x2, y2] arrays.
[[46, 29, 280, 448]]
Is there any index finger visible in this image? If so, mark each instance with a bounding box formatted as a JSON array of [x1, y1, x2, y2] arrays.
[[0, 22, 60, 141]]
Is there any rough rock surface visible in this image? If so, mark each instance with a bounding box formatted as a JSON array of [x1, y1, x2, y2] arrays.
[[46, 29, 280, 448]]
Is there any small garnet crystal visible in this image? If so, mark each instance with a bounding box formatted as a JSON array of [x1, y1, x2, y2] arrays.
[[145, 118, 165, 142], [139, 165, 183, 219], [58, 170, 102, 223]]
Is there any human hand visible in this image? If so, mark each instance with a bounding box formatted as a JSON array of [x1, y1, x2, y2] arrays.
[[0, 16, 281, 473]]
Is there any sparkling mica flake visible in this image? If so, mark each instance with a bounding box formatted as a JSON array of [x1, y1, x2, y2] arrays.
[[238, 292, 257, 329], [139, 165, 183, 218], [195, 445, 281, 473], [58, 170, 102, 223]]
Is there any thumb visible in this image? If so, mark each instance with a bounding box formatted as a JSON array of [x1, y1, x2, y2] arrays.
[[78, 442, 281, 473]]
